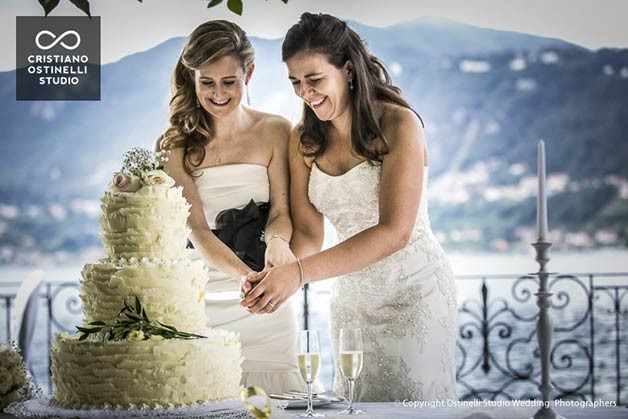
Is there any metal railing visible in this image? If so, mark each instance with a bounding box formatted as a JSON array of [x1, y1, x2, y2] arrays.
[[301, 273, 628, 405], [1, 272, 627, 404]]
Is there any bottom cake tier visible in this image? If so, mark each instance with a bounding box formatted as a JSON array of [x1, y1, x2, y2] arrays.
[[51, 328, 242, 409]]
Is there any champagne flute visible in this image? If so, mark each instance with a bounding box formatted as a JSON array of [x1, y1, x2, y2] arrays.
[[338, 328, 365, 415], [297, 330, 325, 417]]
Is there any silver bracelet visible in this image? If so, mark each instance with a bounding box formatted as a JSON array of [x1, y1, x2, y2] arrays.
[[295, 257, 305, 289], [266, 234, 289, 245]]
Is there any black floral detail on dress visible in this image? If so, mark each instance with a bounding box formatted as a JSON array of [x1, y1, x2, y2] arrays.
[[214, 199, 270, 271], [188, 199, 269, 271]]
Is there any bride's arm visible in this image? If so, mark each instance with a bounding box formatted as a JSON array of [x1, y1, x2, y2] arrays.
[[263, 117, 296, 267], [155, 140, 252, 279], [297, 107, 425, 282], [241, 126, 323, 295], [241, 107, 425, 312], [289, 127, 325, 258]]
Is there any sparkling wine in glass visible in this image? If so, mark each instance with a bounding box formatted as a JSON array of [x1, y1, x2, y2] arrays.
[[338, 328, 365, 415], [297, 330, 324, 417]]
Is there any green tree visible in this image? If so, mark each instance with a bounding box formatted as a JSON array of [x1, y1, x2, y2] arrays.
[[37, 0, 288, 17]]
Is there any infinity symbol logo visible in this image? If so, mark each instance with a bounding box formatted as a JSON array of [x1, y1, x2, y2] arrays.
[[35, 30, 81, 50]]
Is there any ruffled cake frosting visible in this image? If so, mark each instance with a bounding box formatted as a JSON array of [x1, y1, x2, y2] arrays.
[[51, 171, 243, 410], [81, 258, 208, 332], [51, 329, 242, 409], [100, 185, 190, 260]]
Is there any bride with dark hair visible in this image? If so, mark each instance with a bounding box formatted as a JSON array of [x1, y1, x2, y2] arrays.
[[243, 12, 458, 402], [157, 20, 307, 394]]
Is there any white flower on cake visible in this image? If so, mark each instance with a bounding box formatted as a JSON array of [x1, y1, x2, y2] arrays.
[[108, 148, 175, 193], [111, 172, 142, 192], [142, 170, 176, 188]]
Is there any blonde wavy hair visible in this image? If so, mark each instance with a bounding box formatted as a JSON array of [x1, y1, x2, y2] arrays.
[[159, 20, 254, 175]]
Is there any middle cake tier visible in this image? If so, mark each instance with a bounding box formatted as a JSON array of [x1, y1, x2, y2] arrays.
[[81, 259, 208, 332]]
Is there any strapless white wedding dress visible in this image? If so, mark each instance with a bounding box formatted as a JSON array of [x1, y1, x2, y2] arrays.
[[308, 161, 458, 402], [188, 163, 306, 394]]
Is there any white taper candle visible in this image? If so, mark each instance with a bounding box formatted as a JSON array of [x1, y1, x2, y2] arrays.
[[537, 139, 549, 241]]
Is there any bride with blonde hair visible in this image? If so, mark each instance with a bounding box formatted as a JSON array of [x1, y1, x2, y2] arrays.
[[157, 20, 307, 393]]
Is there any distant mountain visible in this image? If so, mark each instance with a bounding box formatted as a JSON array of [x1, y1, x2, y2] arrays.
[[0, 18, 627, 263], [353, 17, 585, 59]]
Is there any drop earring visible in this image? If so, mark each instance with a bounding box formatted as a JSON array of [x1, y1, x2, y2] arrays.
[[246, 84, 251, 106], [348, 78, 354, 91], [196, 98, 200, 108]]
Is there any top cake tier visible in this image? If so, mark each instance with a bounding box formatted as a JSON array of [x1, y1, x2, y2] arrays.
[[100, 183, 190, 260]]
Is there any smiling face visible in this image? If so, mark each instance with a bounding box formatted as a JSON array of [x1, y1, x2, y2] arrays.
[[194, 54, 252, 118], [286, 51, 353, 122]]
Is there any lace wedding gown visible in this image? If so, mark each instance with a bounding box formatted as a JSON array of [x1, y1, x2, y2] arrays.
[[187, 163, 307, 394], [308, 161, 458, 402]]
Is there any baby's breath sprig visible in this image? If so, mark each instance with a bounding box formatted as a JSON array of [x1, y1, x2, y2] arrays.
[[121, 147, 171, 176], [76, 296, 205, 342]]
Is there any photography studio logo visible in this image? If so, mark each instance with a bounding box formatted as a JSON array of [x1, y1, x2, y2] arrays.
[[16, 17, 101, 100], [35, 29, 81, 50]]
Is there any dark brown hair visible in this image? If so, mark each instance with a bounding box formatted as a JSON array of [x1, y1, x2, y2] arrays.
[[160, 20, 254, 175], [282, 12, 422, 161]]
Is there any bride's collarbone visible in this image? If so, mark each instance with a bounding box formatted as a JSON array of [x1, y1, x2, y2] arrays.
[[202, 136, 271, 164], [198, 151, 269, 169], [206, 134, 261, 147], [315, 144, 374, 175], [314, 155, 369, 176], [198, 152, 268, 168]]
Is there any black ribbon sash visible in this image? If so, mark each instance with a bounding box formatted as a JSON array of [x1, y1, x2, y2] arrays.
[[187, 199, 270, 271]]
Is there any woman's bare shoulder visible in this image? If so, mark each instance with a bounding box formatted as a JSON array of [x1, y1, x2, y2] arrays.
[[381, 103, 421, 130], [154, 134, 186, 167], [248, 109, 291, 134], [247, 111, 292, 154], [380, 103, 423, 144], [288, 124, 314, 168]]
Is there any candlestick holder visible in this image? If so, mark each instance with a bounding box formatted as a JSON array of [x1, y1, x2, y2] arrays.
[[529, 239, 566, 419]]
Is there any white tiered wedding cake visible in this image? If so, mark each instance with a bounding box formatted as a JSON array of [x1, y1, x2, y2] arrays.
[[51, 148, 242, 409]]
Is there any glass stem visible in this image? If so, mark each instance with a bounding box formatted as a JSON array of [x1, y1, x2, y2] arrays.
[[306, 380, 314, 413], [348, 378, 355, 411]]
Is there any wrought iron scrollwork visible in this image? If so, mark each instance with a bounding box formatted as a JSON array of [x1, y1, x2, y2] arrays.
[[48, 282, 82, 333], [455, 272, 626, 405], [1, 272, 625, 405]]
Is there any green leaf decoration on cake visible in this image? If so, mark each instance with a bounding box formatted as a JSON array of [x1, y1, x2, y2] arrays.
[[76, 296, 206, 341]]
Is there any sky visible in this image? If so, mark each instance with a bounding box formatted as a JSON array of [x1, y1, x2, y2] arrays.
[[1, 0, 627, 72]]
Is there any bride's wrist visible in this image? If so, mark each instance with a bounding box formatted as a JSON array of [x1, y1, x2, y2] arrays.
[[295, 258, 305, 289], [266, 234, 290, 246]]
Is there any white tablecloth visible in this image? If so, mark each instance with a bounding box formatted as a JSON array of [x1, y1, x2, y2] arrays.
[[3, 403, 627, 418], [290, 402, 628, 419]]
